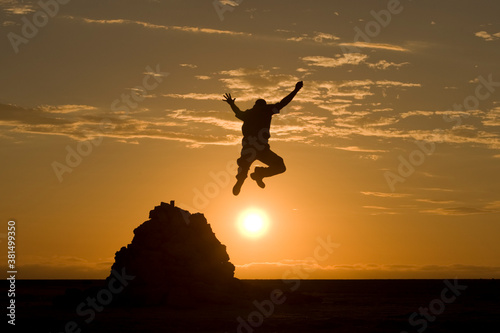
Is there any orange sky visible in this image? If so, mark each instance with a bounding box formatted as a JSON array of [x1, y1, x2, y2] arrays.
[[1, 0, 500, 279]]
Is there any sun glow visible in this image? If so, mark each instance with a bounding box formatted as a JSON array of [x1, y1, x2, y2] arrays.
[[238, 209, 269, 238]]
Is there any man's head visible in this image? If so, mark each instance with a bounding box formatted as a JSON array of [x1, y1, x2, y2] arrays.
[[254, 99, 267, 108]]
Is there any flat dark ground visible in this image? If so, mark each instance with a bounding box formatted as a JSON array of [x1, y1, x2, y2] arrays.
[[2, 279, 500, 332]]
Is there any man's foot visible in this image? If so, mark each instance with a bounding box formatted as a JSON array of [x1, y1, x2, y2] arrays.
[[250, 172, 266, 189], [233, 178, 245, 196]]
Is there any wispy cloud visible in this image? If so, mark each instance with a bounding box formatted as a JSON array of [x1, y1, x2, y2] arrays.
[[0, 103, 77, 126], [3, 55, 497, 151], [375, 80, 421, 88], [235, 261, 500, 278], [0, 103, 240, 147], [0, 255, 112, 279], [302, 54, 411, 71], [162, 93, 222, 101], [287, 31, 340, 43], [65, 15, 252, 37], [361, 191, 411, 198], [336, 146, 387, 153], [0, 0, 35, 15], [5, 255, 500, 279], [362, 206, 399, 215], [339, 41, 409, 52], [169, 109, 242, 132], [474, 31, 500, 41], [485, 201, 500, 210], [421, 207, 493, 215], [419, 188, 455, 192], [415, 199, 455, 204], [483, 107, 500, 126], [302, 54, 368, 68], [39, 104, 97, 114], [179, 63, 198, 69], [219, 0, 241, 6], [363, 206, 390, 209], [368, 60, 410, 70]]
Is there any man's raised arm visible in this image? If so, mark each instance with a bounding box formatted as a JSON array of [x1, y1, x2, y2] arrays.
[[275, 81, 303, 111], [223, 93, 245, 120]]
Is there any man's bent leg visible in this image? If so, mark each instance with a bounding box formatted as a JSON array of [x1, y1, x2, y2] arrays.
[[250, 148, 286, 188], [256, 148, 286, 178], [233, 146, 256, 195]]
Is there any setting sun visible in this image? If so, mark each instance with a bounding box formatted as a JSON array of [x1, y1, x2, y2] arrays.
[[237, 209, 269, 238]]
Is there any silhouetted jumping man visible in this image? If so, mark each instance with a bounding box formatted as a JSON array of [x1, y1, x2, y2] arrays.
[[223, 81, 303, 195]]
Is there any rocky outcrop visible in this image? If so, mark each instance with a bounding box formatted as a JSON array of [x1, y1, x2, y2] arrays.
[[106, 201, 242, 306]]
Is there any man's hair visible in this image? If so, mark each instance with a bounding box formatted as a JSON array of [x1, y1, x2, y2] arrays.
[[255, 99, 267, 107]]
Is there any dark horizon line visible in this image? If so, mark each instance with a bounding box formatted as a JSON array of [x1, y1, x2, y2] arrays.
[[4, 277, 498, 281]]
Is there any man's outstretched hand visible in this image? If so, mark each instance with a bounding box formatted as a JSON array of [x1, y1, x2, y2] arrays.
[[222, 93, 235, 105], [295, 81, 304, 91]]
